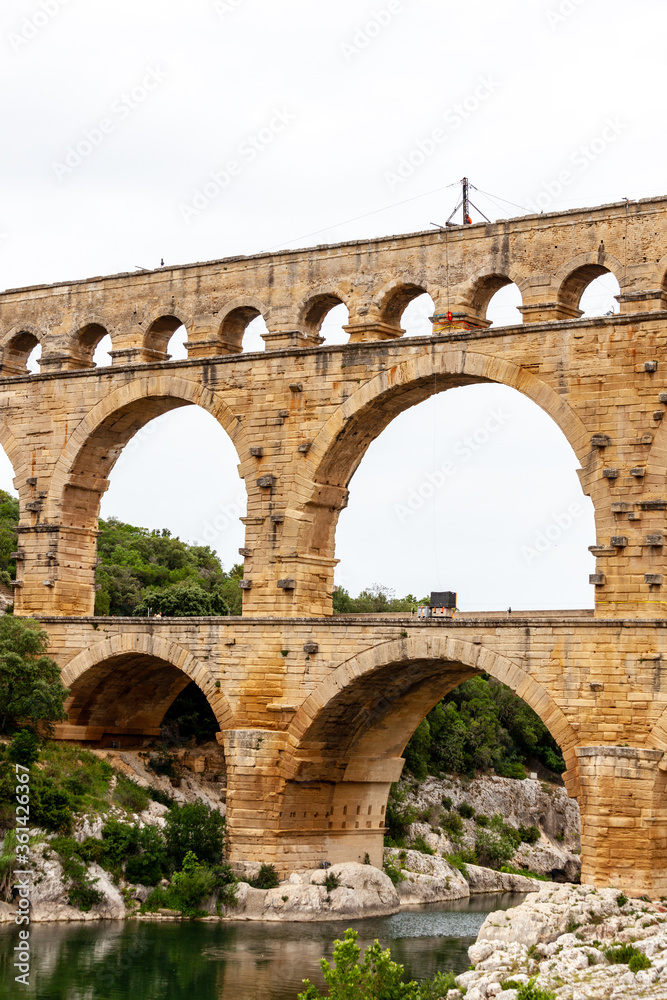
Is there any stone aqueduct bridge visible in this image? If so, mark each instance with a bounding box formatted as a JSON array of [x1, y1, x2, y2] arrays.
[[5, 195, 667, 892]]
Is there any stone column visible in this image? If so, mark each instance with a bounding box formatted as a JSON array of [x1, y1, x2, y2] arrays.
[[576, 746, 667, 895], [222, 730, 289, 867]]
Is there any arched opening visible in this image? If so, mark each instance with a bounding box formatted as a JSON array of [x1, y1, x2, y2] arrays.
[[1, 332, 41, 376], [217, 306, 267, 353], [50, 381, 247, 616], [578, 272, 621, 318], [144, 315, 185, 359], [332, 383, 594, 611], [467, 275, 521, 326], [166, 324, 188, 359], [299, 292, 348, 344], [557, 263, 620, 317], [75, 324, 109, 368], [319, 302, 350, 346], [99, 405, 246, 590], [399, 292, 436, 338], [62, 652, 224, 746], [486, 283, 523, 327], [282, 637, 578, 870], [376, 283, 431, 337], [93, 334, 113, 367]]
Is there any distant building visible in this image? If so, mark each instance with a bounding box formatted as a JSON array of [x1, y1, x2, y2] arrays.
[[417, 591, 457, 619]]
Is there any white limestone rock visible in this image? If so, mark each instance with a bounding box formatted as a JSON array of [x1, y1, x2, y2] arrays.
[[384, 849, 469, 903], [465, 864, 541, 895]]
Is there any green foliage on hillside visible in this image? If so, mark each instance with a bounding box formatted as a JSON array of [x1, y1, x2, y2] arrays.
[[94, 517, 242, 616], [0, 490, 18, 588], [0, 616, 69, 735], [403, 675, 566, 779], [333, 583, 427, 614]]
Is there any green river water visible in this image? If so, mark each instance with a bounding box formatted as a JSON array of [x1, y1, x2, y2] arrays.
[[0, 893, 526, 1000]]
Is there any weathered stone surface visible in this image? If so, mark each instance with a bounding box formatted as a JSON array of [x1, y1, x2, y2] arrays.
[[228, 863, 399, 921], [465, 865, 540, 895], [30, 846, 126, 922], [464, 884, 667, 999], [384, 849, 469, 903]]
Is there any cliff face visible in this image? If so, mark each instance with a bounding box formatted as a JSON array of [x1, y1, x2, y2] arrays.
[[399, 774, 581, 881]]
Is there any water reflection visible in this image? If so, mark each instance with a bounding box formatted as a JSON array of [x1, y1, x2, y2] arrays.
[[0, 893, 526, 1000]]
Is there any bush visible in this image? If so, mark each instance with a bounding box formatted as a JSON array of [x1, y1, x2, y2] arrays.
[[456, 802, 475, 819], [0, 616, 69, 735], [113, 776, 150, 813], [383, 856, 405, 885], [417, 970, 457, 998], [384, 785, 418, 847], [52, 837, 104, 912], [143, 851, 237, 917], [441, 811, 463, 837], [441, 796, 452, 810], [165, 802, 226, 869], [411, 835, 434, 856], [31, 781, 73, 833], [605, 943, 651, 970], [324, 872, 340, 893], [629, 952, 651, 973], [515, 980, 557, 1000], [249, 863, 280, 889], [616, 893, 628, 908], [498, 761, 527, 780], [298, 928, 420, 1000], [403, 719, 431, 780], [475, 828, 516, 869], [519, 824, 541, 845], [8, 729, 40, 767], [475, 813, 489, 827], [446, 849, 476, 877]]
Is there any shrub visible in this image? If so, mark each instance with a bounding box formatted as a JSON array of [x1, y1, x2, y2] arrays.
[[441, 796, 452, 810], [515, 980, 557, 1000], [617, 893, 628, 908], [8, 729, 40, 767], [52, 837, 104, 912], [383, 856, 405, 885], [456, 802, 475, 819], [31, 781, 73, 833], [605, 943, 651, 970], [475, 813, 489, 827], [446, 849, 476, 877], [498, 761, 527, 780], [165, 802, 226, 869], [441, 811, 463, 837], [298, 928, 419, 1000], [418, 971, 457, 998], [629, 952, 651, 973], [519, 824, 541, 845], [249, 863, 280, 889], [475, 828, 516, 869], [324, 872, 340, 893], [411, 835, 434, 855], [0, 616, 69, 735], [113, 776, 150, 813], [384, 785, 418, 846]]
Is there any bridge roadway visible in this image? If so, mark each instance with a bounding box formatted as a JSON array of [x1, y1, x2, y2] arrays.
[[40, 610, 667, 895]]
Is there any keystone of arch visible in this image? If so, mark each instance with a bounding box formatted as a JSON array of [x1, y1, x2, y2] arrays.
[[60, 631, 234, 730], [286, 633, 580, 792], [46, 374, 251, 519]]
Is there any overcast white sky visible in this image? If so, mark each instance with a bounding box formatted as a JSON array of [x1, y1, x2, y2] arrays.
[[1, 0, 663, 609]]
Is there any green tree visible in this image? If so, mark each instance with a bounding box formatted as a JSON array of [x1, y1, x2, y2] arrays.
[[299, 928, 421, 1000], [165, 802, 226, 869], [0, 616, 68, 734], [0, 491, 19, 588]]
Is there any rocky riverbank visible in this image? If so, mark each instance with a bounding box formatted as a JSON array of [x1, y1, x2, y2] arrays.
[[451, 883, 667, 999], [399, 774, 581, 882]]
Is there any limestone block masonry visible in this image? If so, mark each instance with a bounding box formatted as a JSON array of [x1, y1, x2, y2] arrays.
[[5, 195, 667, 893]]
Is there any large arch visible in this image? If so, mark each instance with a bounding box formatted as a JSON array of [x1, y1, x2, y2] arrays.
[[60, 633, 233, 738], [291, 350, 592, 576], [287, 634, 579, 786], [554, 252, 625, 316], [47, 375, 251, 523]]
